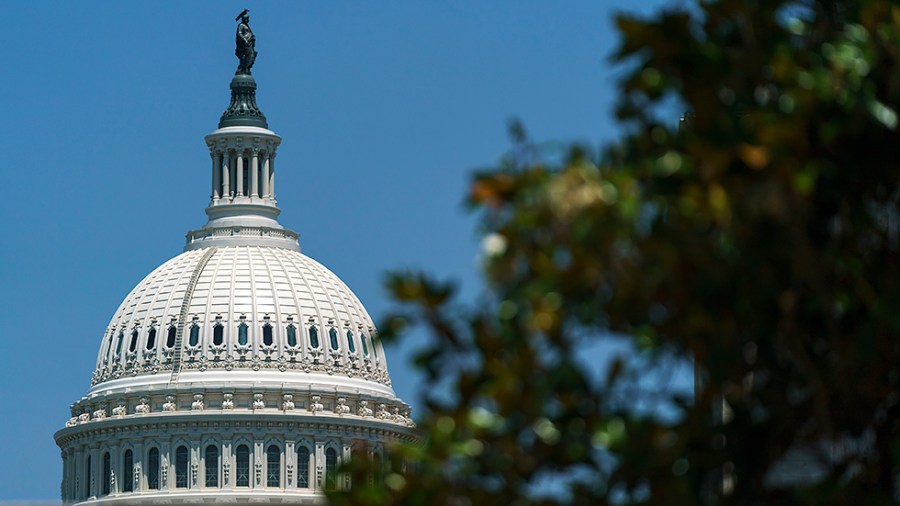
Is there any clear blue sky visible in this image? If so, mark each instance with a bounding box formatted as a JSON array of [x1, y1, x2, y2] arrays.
[[1, 1, 671, 500]]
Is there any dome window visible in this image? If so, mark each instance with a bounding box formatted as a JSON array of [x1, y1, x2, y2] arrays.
[[115, 330, 125, 356], [286, 324, 298, 347], [262, 324, 274, 346], [129, 329, 139, 353], [237, 322, 249, 346], [361, 334, 369, 356], [346, 330, 356, 353], [122, 449, 133, 492], [309, 326, 319, 349], [175, 445, 189, 489], [213, 323, 224, 346], [296, 446, 310, 488], [205, 445, 219, 487], [147, 448, 160, 490], [325, 448, 337, 490], [235, 445, 250, 487], [266, 444, 281, 487], [146, 327, 157, 350], [189, 323, 200, 347], [166, 326, 177, 349], [329, 327, 339, 351], [102, 452, 111, 495]]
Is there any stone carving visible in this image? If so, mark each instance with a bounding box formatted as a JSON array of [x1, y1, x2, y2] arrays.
[[134, 464, 140, 491], [223, 462, 230, 484], [135, 397, 151, 414], [92, 404, 108, 420], [255, 461, 263, 485], [78, 410, 91, 423], [161, 456, 168, 484], [112, 399, 127, 417], [66, 416, 78, 427], [192, 461, 199, 484], [357, 400, 373, 417], [286, 462, 293, 484], [192, 394, 205, 411], [234, 9, 257, 75], [163, 395, 177, 412], [222, 393, 235, 410], [309, 395, 324, 414], [110, 470, 116, 490], [282, 394, 295, 411], [252, 393, 266, 410], [376, 403, 391, 420], [335, 397, 350, 415], [403, 407, 416, 427]]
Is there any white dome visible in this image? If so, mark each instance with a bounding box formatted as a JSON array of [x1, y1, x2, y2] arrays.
[[90, 245, 392, 395]]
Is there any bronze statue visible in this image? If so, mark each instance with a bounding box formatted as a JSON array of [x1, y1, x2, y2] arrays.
[[235, 9, 257, 74]]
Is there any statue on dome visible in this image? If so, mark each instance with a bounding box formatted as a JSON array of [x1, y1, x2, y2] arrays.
[[234, 9, 257, 75]]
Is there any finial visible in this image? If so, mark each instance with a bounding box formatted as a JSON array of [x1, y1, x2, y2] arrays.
[[220, 10, 267, 128]]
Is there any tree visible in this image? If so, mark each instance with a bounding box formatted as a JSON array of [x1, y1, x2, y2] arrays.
[[331, 1, 900, 504]]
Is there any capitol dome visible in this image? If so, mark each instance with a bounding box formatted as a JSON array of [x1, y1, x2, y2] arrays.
[[55, 14, 416, 504]]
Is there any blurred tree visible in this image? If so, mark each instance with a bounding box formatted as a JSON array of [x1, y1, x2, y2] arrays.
[[331, 1, 900, 504]]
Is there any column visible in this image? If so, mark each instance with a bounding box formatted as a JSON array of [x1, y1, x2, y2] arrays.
[[161, 441, 170, 491], [191, 439, 201, 489], [236, 153, 244, 197], [262, 153, 271, 198], [314, 441, 324, 492], [90, 446, 100, 498], [222, 154, 230, 198], [212, 150, 222, 200], [223, 441, 232, 489], [250, 150, 259, 198], [110, 443, 120, 494], [268, 153, 276, 199], [285, 440, 295, 490], [341, 443, 352, 490], [74, 447, 84, 500], [133, 442, 143, 492]]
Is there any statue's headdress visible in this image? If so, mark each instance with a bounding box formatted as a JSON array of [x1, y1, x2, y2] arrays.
[[235, 9, 249, 22]]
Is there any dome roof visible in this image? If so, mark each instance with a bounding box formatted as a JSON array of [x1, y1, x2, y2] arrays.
[[89, 245, 393, 397]]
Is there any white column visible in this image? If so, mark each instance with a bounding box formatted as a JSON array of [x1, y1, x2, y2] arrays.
[[268, 153, 276, 199], [251, 150, 259, 198], [341, 443, 352, 490], [314, 442, 324, 492], [262, 154, 271, 198], [236, 154, 244, 197], [133, 442, 143, 492], [110, 443, 120, 494], [212, 151, 222, 200], [90, 446, 100, 498], [285, 440, 295, 490], [222, 154, 230, 198]]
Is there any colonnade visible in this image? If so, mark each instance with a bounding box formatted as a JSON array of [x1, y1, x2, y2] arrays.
[[211, 148, 276, 202]]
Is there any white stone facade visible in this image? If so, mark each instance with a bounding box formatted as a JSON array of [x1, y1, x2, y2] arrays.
[[55, 68, 416, 504]]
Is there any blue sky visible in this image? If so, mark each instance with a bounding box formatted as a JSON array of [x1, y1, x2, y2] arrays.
[[1, 1, 671, 500]]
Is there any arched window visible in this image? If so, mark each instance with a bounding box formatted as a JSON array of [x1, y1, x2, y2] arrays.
[[309, 326, 319, 348], [166, 326, 177, 348], [129, 329, 139, 353], [329, 328, 339, 351], [237, 323, 249, 346], [189, 324, 200, 347], [266, 445, 280, 487], [122, 450, 133, 492], [262, 324, 274, 346], [286, 324, 298, 347], [102, 452, 111, 495], [346, 330, 356, 353], [115, 330, 125, 356], [213, 324, 224, 346], [147, 448, 160, 490], [146, 327, 157, 350], [361, 334, 369, 356], [325, 448, 337, 490], [175, 446, 188, 488], [235, 445, 250, 487], [204, 445, 219, 487], [296, 446, 310, 488], [84, 455, 92, 499]]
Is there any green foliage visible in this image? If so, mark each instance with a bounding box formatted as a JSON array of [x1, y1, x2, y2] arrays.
[[330, 1, 900, 504]]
